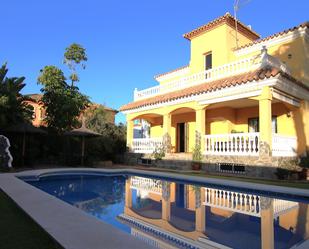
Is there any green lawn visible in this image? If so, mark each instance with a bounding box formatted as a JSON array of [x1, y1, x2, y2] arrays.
[[0, 191, 62, 249]]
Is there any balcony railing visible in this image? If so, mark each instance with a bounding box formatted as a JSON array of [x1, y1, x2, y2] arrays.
[[134, 57, 259, 100], [132, 133, 297, 157], [204, 133, 297, 157], [130, 176, 162, 195], [203, 187, 298, 218], [204, 133, 260, 156], [272, 134, 297, 157], [132, 137, 163, 154]]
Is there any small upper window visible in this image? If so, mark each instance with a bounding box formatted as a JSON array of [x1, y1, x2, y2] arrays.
[[205, 52, 212, 70]]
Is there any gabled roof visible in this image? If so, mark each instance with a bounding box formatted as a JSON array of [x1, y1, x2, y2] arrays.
[[236, 21, 309, 50], [183, 12, 260, 41], [120, 68, 308, 112]]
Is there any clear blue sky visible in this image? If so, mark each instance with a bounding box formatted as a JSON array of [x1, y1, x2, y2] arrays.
[[1, 0, 308, 123]]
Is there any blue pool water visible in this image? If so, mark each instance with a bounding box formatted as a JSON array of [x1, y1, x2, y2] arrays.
[[23, 173, 309, 249]]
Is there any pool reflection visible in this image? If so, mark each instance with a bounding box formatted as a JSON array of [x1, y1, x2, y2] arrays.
[[122, 176, 308, 249], [28, 175, 309, 249]]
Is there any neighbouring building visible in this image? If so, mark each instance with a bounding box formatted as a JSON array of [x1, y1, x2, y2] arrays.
[[24, 94, 47, 127], [25, 94, 118, 126], [120, 13, 309, 167]]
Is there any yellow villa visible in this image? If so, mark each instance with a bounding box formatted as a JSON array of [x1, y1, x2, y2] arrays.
[[120, 13, 309, 167]]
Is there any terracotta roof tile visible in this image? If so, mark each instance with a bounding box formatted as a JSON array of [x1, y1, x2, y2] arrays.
[[25, 93, 43, 102], [237, 21, 309, 50], [120, 68, 309, 112], [183, 12, 260, 41]]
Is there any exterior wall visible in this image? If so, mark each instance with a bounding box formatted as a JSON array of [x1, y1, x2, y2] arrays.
[[297, 100, 309, 153], [156, 23, 255, 85], [234, 103, 297, 136], [129, 102, 304, 154], [157, 67, 190, 85], [24, 100, 45, 127], [236, 36, 309, 85], [206, 107, 236, 134], [225, 25, 257, 62], [189, 23, 255, 74]]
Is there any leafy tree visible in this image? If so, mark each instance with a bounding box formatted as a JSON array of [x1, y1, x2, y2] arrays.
[[63, 43, 87, 86], [38, 65, 89, 132], [84, 105, 113, 133], [0, 63, 33, 128], [84, 106, 126, 160]]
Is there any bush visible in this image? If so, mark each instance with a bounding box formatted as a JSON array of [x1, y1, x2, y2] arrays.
[[192, 144, 202, 162], [152, 144, 165, 161]]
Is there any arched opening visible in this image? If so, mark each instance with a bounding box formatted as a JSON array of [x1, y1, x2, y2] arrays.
[[169, 107, 196, 153], [131, 113, 163, 139]]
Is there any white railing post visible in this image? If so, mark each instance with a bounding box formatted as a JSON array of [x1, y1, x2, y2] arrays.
[[204, 133, 260, 156], [203, 187, 298, 218], [134, 57, 260, 100], [133, 88, 138, 100], [272, 134, 297, 157], [130, 176, 162, 195], [132, 137, 163, 154]]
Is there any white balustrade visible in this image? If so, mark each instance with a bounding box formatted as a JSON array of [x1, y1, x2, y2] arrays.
[[132, 138, 163, 154], [272, 134, 297, 157], [273, 199, 299, 216], [204, 132, 259, 156], [134, 57, 259, 100], [203, 187, 298, 218], [130, 176, 162, 195]]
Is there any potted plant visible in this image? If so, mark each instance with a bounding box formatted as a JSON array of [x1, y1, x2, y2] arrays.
[[192, 143, 203, 170]]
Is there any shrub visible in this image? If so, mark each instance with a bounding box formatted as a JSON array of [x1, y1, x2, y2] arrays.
[[192, 144, 203, 162], [152, 144, 165, 161]]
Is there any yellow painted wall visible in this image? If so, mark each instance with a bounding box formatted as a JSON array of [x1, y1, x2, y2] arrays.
[[234, 103, 297, 136], [128, 101, 306, 153], [157, 68, 191, 85], [236, 36, 309, 85], [206, 107, 236, 134], [157, 23, 255, 85], [189, 23, 255, 74], [150, 124, 163, 138]]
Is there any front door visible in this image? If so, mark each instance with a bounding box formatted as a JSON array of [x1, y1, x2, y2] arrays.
[[177, 123, 188, 152]]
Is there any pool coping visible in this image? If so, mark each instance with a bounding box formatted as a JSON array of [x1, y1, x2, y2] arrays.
[[0, 170, 156, 249], [1, 167, 309, 249], [16, 167, 309, 199]]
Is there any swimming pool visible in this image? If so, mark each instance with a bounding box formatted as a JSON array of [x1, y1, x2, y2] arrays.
[[22, 172, 309, 249]]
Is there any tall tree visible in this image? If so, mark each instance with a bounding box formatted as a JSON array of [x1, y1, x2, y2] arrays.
[[84, 105, 112, 133], [63, 43, 87, 86], [38, 65, 89, 132], [0, 63, 33, 128]]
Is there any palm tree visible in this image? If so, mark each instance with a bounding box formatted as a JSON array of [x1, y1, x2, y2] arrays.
[[0, 63, 33, 129]]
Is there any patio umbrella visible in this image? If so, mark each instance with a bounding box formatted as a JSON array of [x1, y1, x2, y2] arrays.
[[6, 122, 47, 166], [64, 121, 101, 166]]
